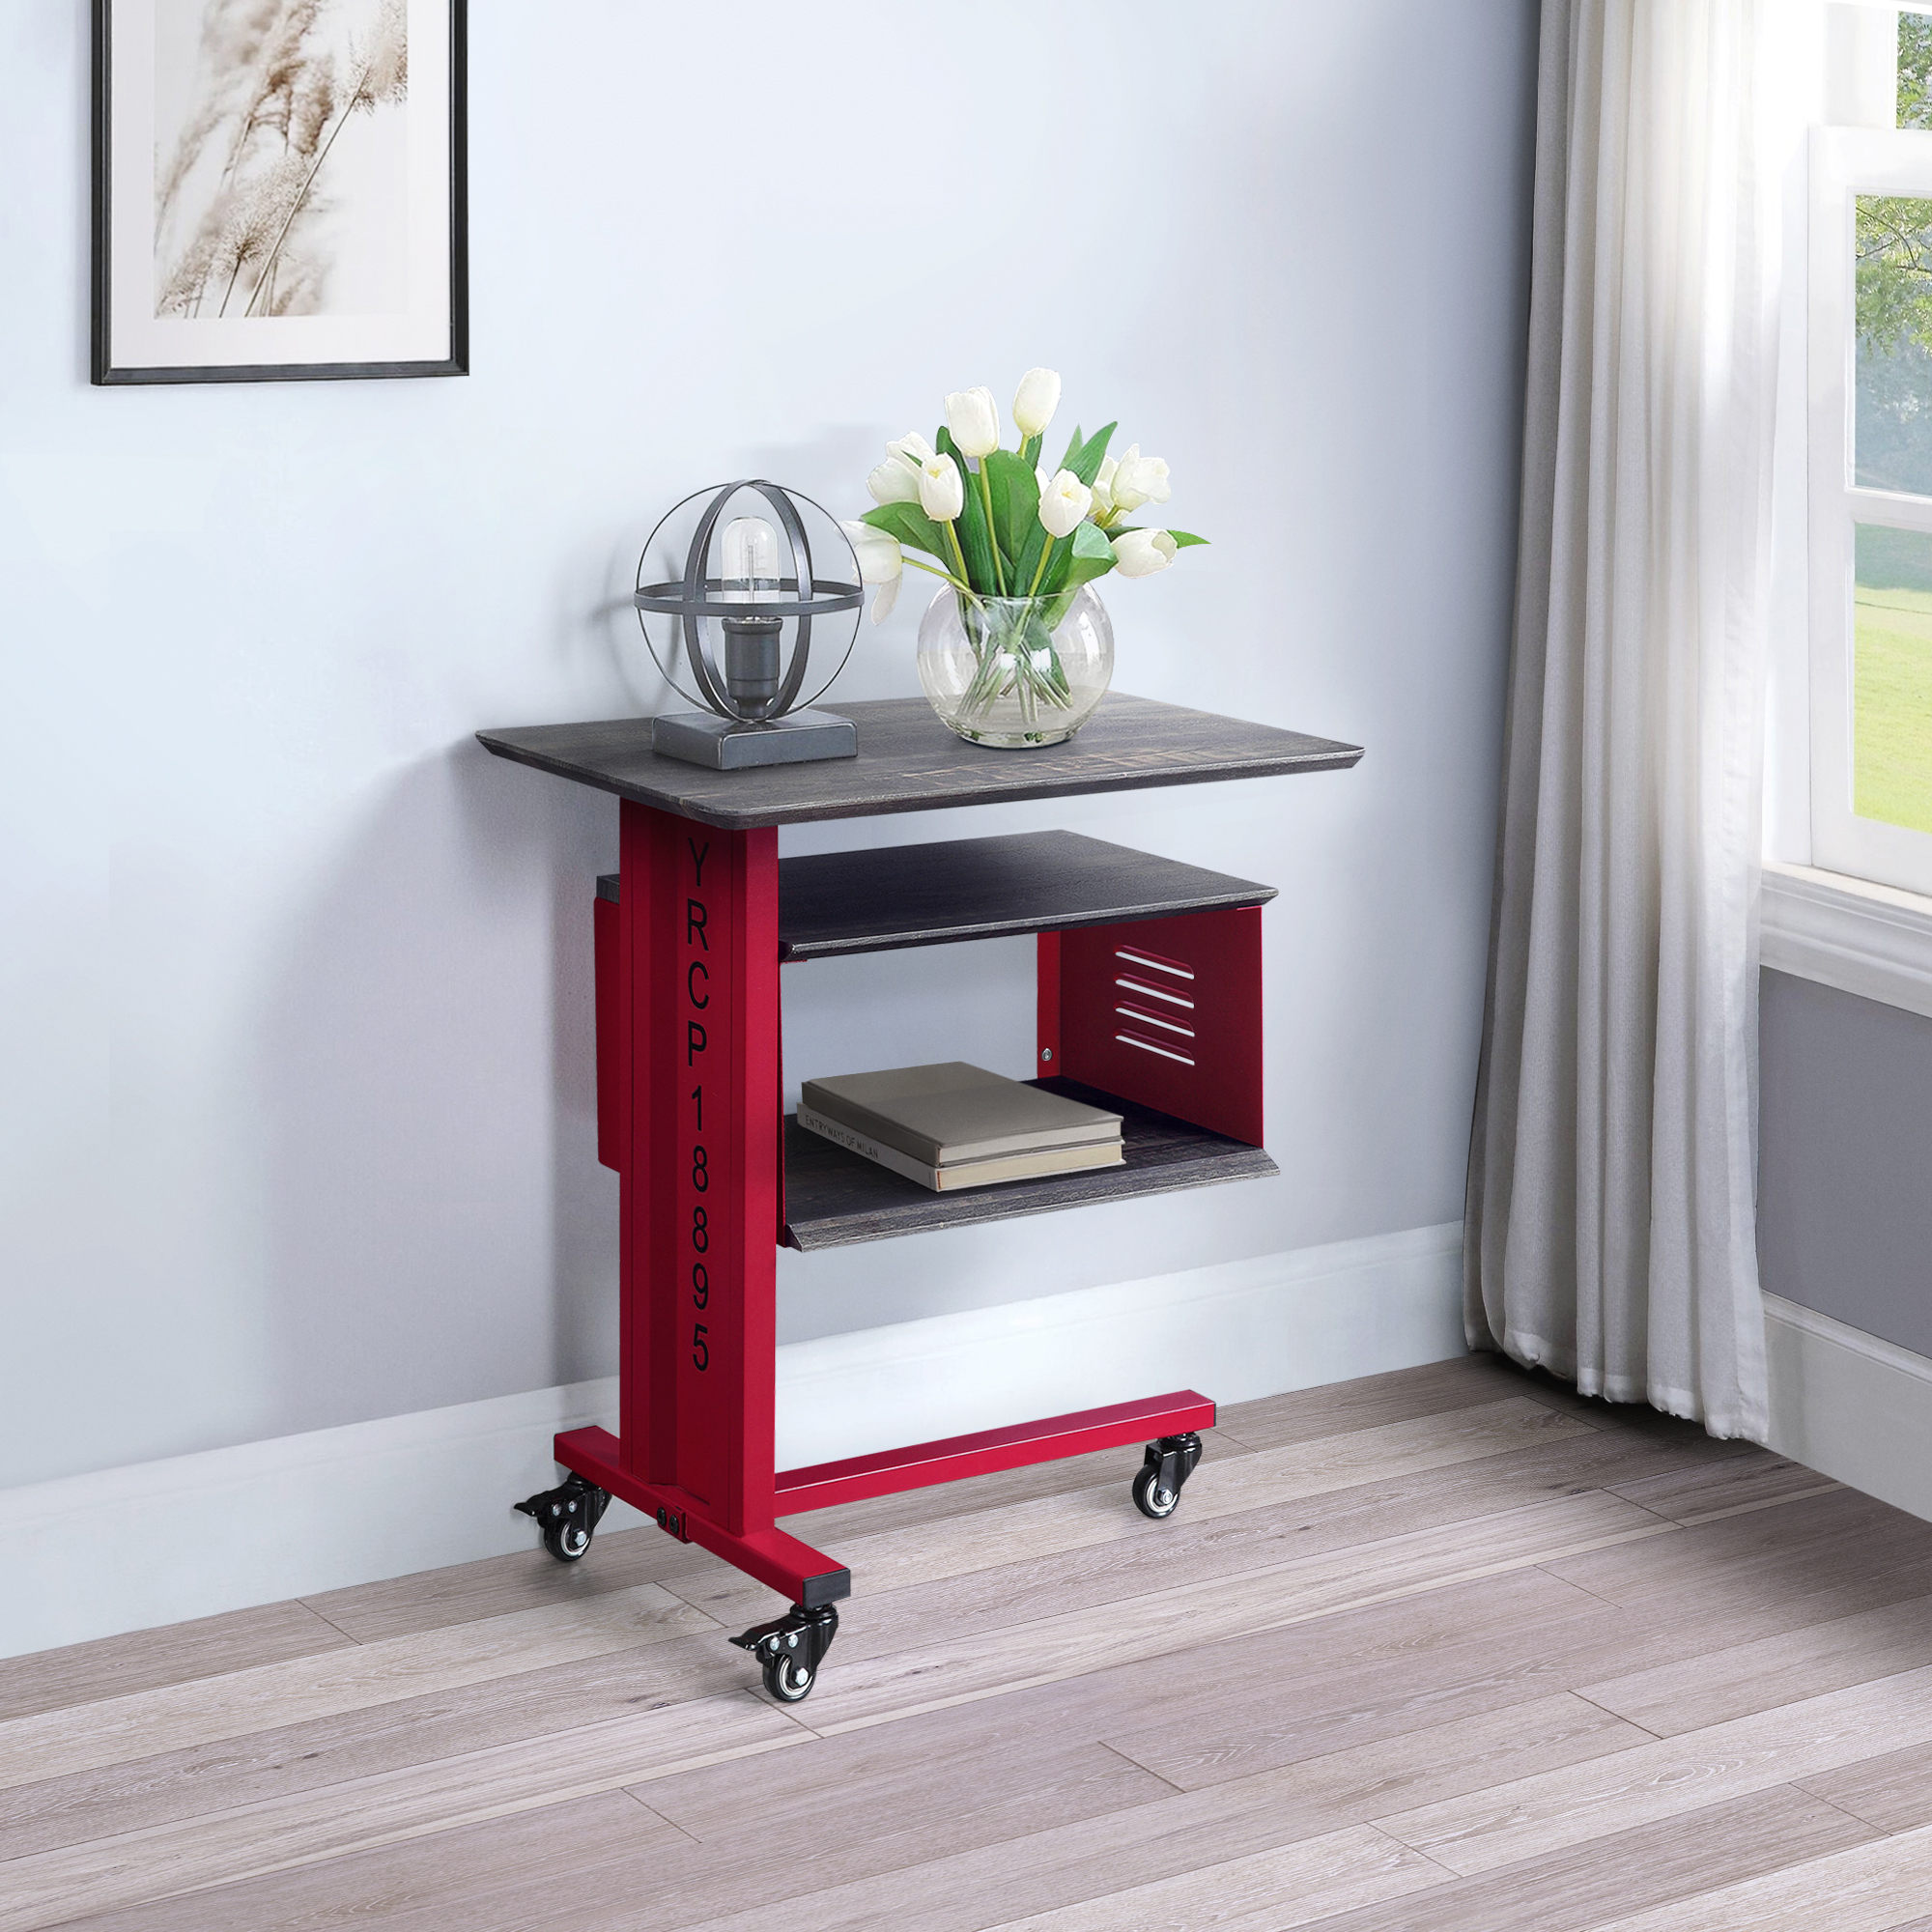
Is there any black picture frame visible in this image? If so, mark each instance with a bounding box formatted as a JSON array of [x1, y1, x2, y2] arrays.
[[92, 0, 469, 386]]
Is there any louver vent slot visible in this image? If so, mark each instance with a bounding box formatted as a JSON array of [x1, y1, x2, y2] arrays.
[[1116, 1031, 1197, 1066], [1115, 974, 1195, 1009], [1116, 1001, 1195, 1039], [1115, 945, 1194, 980]]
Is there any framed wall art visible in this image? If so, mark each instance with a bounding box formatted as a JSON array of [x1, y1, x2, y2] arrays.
[[92, 0, 468, 385]]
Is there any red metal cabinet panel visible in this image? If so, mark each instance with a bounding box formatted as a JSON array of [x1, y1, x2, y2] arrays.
[[1044, 906, 1264, 1145]]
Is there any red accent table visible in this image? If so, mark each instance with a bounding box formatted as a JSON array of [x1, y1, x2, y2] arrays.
[[479, 695, 1360, 1653]]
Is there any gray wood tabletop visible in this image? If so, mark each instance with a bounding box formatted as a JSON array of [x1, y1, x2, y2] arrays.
[[476, 693, 1362, 829]]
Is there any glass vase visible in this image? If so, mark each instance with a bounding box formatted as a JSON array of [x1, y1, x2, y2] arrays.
[[916, 585, 1114, 748]]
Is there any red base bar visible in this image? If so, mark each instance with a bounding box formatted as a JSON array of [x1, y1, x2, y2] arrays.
[[554, 1427, 851, 1608], [772, 1389, 1217, 1516]]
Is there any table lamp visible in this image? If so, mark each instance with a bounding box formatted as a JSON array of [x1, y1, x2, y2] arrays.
[[634, 480, 862, 768]]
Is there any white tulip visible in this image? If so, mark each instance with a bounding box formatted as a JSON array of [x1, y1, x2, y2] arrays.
[[867, 458, 922, 506], [1037, 469, 1093, 540], [918, 452, 965, 522], [1109, 444, 1171, 514], [842, 520, 903, 585], [1036, 464, 1053, 495], [1091, 455, 1119, 521], [842, 521, 905, 625], [1012, 367, 1061, 439], [944, 386, 1001, 459], [887, 431, 934, 468], [1111, 528, 1178, 578]]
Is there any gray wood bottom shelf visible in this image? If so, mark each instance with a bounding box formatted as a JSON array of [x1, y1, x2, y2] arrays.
[[595, 829, 1276, 960], [780, 1077, 1278, 1251]]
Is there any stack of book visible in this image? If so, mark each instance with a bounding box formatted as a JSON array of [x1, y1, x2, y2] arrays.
[[797, 1062, 1123, 1192]]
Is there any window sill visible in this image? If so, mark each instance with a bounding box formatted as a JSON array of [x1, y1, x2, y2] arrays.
[[1762, 862, 1932, 1021]]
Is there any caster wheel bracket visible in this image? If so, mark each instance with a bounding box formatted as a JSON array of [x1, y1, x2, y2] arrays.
[[514, 1474, 611, 1559], [1139, 1432, 1203, 1514], [731, 1602, 839, 1700]]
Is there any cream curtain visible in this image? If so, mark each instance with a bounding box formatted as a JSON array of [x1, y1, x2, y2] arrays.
[[1464, 0, 1788, 1438]]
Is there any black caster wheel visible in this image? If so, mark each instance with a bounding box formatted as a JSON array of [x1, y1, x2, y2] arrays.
[[515, 1475, 611, 1562], [1133, 1464, 1181, 1520], [1133, 1432, 1203, 1520], [543, 1517, 593, 1562], [762, 1652, 816, 1702], [732, 1602, 838, 1703]]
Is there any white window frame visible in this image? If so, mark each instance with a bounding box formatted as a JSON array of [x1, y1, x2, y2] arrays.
[[1807, 125, 1932, 898]]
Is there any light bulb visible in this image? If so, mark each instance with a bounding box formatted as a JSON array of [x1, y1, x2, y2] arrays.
[[720, 516, 781, 605]]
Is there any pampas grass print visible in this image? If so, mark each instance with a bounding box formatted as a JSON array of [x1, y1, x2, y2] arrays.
[[154, 0, 408, 321]]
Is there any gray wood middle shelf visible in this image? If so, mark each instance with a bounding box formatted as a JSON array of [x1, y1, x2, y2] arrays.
[[595, 829, 1277, 960], [597, 830, 1280, 1242]]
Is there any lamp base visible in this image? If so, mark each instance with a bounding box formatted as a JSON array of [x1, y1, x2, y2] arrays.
[[650, 708, 857, 770]]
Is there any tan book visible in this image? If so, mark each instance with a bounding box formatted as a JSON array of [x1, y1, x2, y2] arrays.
[[796, 1105, 1123, 1192], [799, 1062, 1122, 1168]]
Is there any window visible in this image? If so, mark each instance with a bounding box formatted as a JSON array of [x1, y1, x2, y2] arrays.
[[1808, 14, 1932, 896]]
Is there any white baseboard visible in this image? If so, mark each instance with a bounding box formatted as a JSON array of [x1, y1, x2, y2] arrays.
[[773, 1221, 1466, 1469], [0, 1222, 1465, 1661], [1763, 1293, 1932, 1524]]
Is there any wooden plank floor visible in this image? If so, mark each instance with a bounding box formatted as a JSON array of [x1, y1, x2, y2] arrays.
[[6, 1353, 1932, 1930]]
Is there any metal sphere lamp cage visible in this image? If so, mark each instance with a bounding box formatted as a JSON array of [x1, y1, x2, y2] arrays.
[[635, 480, 863, 769]]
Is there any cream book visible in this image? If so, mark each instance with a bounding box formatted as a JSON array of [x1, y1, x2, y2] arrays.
[[798, 1062, 1122, 1168], [796, 1105, 1123, 1192]]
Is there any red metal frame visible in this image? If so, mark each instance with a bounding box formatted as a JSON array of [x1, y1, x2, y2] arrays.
[[562, 803, 1230, 1612], [774, 1390, 1217, 1515], [551, 1423, 851, 1606]]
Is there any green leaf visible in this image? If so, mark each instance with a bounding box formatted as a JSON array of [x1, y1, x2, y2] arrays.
[[860, 501, 950, 564], [1110, 525, 1210, 550], [1038, 528, 1071, 598], [1064, 518, 1118, 579], [1011, 521, 1048, 597], [1064, 421, 1116, 489], [983, 450, 1039, 575], [1010, 433, 1072, 592], [1039, 517, 1114, 607], [1040, 522, 1117, 625], [936, 428, 998, 594]]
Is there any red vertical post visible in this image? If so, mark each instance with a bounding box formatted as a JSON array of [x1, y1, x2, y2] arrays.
[[617, 802, 781, 1540], [724, 821, 781, 1536], [616, 803, 654, 1477]]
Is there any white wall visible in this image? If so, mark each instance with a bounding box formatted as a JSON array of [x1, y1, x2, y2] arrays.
[[0, 1, 1537, 1492]]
